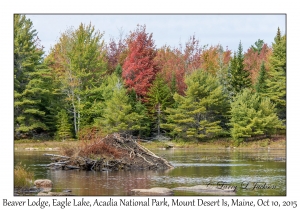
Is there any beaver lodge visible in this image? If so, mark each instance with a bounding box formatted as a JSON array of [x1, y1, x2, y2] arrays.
[[44, 133, 173, 171]]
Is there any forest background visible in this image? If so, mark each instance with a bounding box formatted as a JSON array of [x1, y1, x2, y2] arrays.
[[14, 14, 286, 145]]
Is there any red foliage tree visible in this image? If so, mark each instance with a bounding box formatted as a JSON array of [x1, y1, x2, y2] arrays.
[[243, 44, 272, 84], [155, 36, 203, 95], [106, 33, 127, 74], [155, 46, 186, 95], [122, 25, 160, 100]]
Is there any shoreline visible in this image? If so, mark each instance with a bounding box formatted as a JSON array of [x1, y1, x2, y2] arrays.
[[14, 135, 286, 152]]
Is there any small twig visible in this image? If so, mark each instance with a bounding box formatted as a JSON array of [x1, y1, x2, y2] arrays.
[[91, 161, 97, 171]]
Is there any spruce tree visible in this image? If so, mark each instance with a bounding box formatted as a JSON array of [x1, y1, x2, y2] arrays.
[[146, 74, 173, 136], [56, 109, 73, 141], [115, 63, 122, 77], [216, 47, 234, 102], [255, 61, 268, 94], [231, 41, 251, 96]]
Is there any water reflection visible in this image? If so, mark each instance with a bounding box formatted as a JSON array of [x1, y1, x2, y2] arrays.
[[14, 148, 286, 196]]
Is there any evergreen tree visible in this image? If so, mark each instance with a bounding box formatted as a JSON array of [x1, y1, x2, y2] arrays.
[[265, 28, 286, 120], [251, 39, 264, 54], [162, 70, 229, 141], [14, 14, 39, 93], [216, 46, 234, 102], [14, 15, 55, 139], [94, 83, 148, 135], [14, 68, 53, 138], [56, 109, 73, 140], [146, 74, 174, 136], [231, 41, 251, 96], [255, 61, 268, 94], [230, 88, 283, 144], [131, 100, 150, 137], [115, 63, 123, 77]]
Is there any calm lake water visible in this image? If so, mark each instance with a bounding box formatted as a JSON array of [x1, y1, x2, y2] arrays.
[[14, 148, 286, 196]]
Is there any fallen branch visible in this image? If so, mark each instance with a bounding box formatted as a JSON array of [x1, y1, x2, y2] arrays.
[[65, 165, 80, 170], [44, 154, 70, 159]]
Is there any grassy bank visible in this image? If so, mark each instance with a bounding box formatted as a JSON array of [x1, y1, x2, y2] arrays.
[[140, 135, 286, 150], [14, 135, 286, 151]]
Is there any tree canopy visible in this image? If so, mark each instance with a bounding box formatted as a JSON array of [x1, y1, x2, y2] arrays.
[[14, 15, 286, 143]]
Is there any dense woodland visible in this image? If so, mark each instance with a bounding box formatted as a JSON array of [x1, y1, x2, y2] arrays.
[[14, 15, 286, 144]]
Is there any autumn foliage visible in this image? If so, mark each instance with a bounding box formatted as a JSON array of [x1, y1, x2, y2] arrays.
[[122, 25, 160, 99], [244, 44, 272, 84], [15, 15, 285, 143]]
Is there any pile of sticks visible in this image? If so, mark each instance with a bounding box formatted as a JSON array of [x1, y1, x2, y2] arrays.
[[44, 133, 174, 171]]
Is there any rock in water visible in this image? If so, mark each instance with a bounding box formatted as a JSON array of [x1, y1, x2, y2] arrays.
[[34, 179, 53, 188]]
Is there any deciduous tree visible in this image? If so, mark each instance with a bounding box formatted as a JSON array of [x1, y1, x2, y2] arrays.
[[122, 25, 160, 100], [244, 41, 271, 84]]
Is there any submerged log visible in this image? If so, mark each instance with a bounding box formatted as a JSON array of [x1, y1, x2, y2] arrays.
[[45, 133, 174, 171]]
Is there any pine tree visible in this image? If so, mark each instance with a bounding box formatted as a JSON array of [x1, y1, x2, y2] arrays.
[[230, 88, 283, 144], [231, 41, 251, 96], [251, 39, 264, 54], [14, 14, 39, 93], [162, 70, 229, 141], [265, 28, 286, 120], [94, 83, 148, 135], [14, 68, 52, 138], [14, 15, 55, 139]]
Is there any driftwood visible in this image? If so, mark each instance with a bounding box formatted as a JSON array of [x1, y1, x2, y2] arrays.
[[45, 133, 174, 171]]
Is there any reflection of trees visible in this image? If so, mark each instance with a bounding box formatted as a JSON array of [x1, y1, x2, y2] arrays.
[[14, 151, 50, 179], [167, 150, 232, 179]]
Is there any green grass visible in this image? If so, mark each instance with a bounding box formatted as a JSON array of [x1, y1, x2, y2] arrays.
[[14, 163, 34, 189]]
